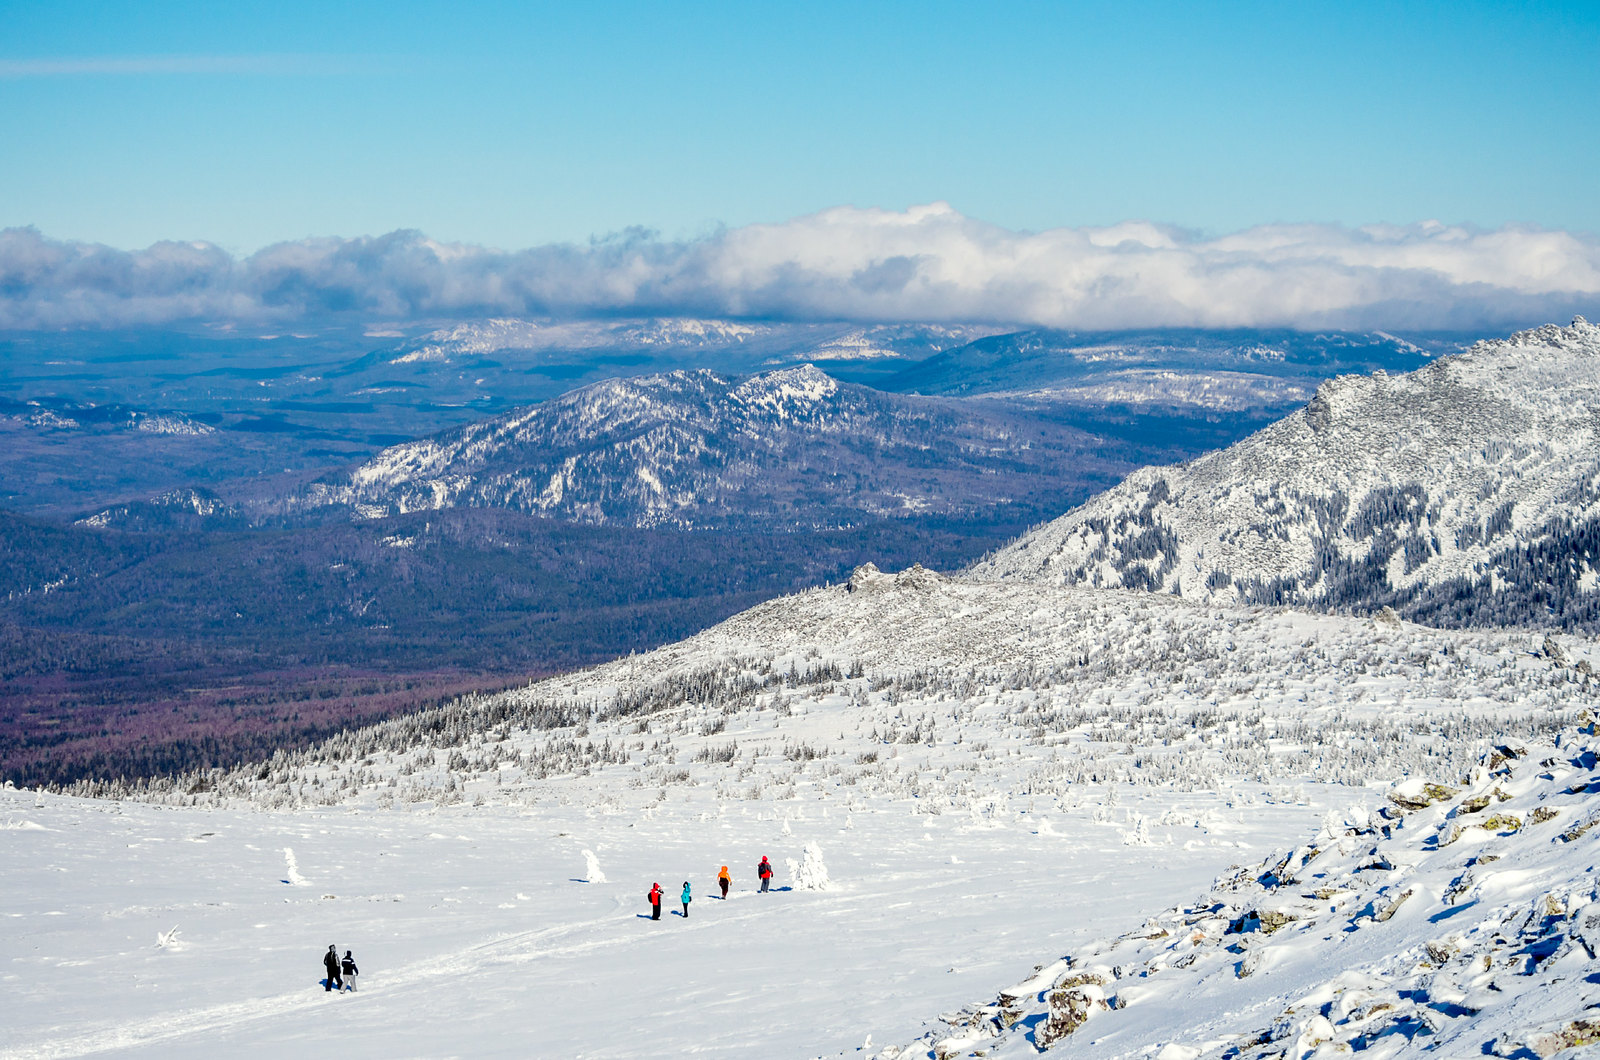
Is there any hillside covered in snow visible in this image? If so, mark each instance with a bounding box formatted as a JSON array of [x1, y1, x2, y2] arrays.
[[11, 566, 1598, 1057], [284, 365, 1131, 530], [973, 318, 1600, 631]]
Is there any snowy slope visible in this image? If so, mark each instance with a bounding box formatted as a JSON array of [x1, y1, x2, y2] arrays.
[[886, 724, 1600, 1060], [0, 753, 1331, 1060], [133, 566, 1589, 817], [972, 318, 1600, 630], [286, 366, 1123, 529], [6, 570, 1598, 1057]]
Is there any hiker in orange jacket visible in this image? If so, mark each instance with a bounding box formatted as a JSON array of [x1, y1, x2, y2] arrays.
[[717, 865, 731, 899]]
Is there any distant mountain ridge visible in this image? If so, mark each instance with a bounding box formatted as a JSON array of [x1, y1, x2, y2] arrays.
[[885, 326, 1455, 410], [285, 364, 1130, 530], [972, 317, 1600, 630], [888, 326, 1441, 391], [342, 316, 1000, 377]]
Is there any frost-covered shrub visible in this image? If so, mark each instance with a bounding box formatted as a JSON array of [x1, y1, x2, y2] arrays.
[[786, 842, 830, 890]]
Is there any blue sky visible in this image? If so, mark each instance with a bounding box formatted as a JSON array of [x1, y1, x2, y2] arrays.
[[3, 0, 1597, 253]]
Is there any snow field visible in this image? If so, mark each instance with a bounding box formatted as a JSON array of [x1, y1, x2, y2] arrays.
[[1, 777, 1332, 1059], [11, 572, 1599, 1057]]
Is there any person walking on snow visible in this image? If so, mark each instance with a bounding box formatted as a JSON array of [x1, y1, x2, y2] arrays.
[[648, 882, 663, 921], [758, 856, 773, 892], [717, 865, 731, 899], [340, 950, 359, 992], [323, 944, 343, 991], [681, 881, 693, 918]]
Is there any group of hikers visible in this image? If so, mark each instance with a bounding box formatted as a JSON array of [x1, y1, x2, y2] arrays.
[[647, 856, 775, 920], [318, 856, 776, 990], [321, 945, 359, 992]]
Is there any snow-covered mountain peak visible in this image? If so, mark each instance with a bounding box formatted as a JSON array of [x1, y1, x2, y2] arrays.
[[972, 319, 1600, 630], [290, 364, 1109, 529], [1495, 314, 1597, 353], [807, 329, 901, 360], [392, 317, 545, 362], [730, 363, 838, 414], [618, 318, 762, 345]]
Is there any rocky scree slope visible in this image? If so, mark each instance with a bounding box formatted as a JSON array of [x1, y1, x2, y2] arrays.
[[283, 366, 1123, 530], [971, 319, 1600, 631], [892, 720, 1600, 1060]]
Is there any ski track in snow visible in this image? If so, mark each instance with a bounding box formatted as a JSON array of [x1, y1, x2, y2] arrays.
[[12, 905, 689, 1060]]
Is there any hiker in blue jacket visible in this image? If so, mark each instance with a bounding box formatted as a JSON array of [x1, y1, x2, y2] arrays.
[[680, 881, 692, 918]]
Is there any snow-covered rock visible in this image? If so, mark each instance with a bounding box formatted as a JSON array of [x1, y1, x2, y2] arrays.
[[886, 719, 1600, 1058]]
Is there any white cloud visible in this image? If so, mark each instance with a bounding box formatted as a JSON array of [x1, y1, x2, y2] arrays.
[[2, 205, 1596, 330]]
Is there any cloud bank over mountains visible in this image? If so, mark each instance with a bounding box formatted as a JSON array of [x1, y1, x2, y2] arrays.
[[3, 203, 1596, 331]]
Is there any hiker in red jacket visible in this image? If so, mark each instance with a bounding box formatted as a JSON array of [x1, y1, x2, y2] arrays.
[[648, 882, 663, 920], [758, 856, 773, 892]]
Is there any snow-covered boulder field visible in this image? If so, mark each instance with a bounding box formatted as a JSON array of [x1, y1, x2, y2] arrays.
[[892, 723, 1600, 1059], [4, 570, 1597, 1057]]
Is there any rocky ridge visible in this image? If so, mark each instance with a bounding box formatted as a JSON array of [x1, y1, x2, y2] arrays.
[[971, 318, 1600, 631]]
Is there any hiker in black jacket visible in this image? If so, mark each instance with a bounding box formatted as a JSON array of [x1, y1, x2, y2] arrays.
[[323, 944, 343, 991]]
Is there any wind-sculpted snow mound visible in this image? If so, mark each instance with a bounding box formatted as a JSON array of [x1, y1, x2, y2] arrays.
[[972, 317, 1600, 632], [891, 720, 1600, 1059]]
